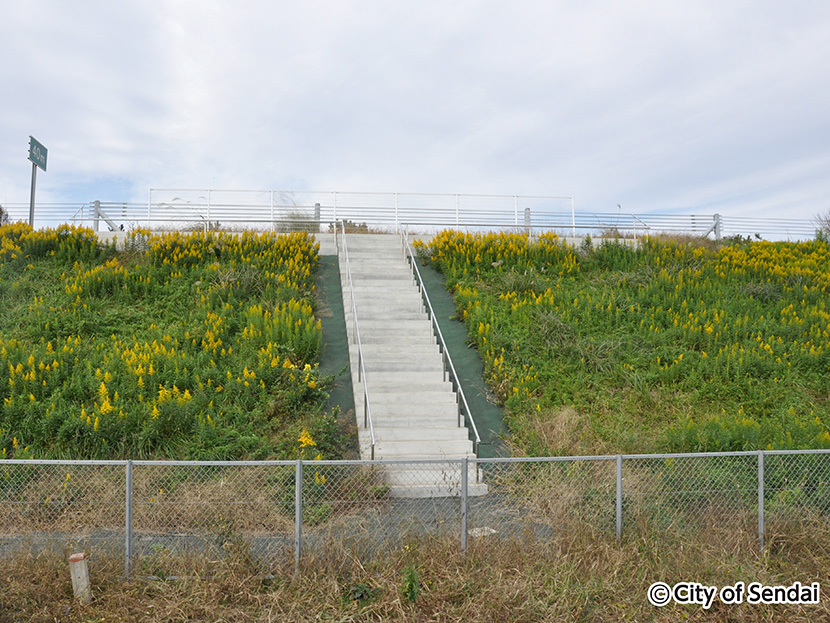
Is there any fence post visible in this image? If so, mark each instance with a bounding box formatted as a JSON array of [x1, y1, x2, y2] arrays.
[[616, 455, 623, 541], [758, 451, 765, 552], [294, 460, 303, 575], [713, 214, 722, 241], [461, 457, 468, 555], [125, 460, 133, 580]]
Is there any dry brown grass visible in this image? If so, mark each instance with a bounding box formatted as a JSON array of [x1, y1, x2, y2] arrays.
[[3, 523, 830, 622]]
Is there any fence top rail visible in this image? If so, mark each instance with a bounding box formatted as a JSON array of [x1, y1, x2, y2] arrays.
[[2, 448, 830, 467]]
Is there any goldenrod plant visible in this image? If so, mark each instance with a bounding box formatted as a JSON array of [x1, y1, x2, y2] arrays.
[[418, 231, 830, 454], [0, 224, 336, 460]]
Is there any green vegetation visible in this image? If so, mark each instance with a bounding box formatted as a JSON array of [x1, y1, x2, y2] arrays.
[[417, 231, 830, 455], [0, 223, 339, 460]]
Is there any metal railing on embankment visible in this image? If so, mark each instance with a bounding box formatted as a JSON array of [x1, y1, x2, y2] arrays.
[[2, 192, 821, 241], [2, 450, 830, 577]]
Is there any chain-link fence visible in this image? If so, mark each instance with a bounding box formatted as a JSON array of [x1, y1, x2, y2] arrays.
[[2, 450, 830, 577]]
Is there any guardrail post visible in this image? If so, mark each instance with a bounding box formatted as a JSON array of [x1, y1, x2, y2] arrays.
[[461, 457, 468, 555], [616, 455, 623, 541], [125, 460, 133, 580], [294, 460, 303, 575], [758, 450, 765, 552], [93, 200, 101, 232]]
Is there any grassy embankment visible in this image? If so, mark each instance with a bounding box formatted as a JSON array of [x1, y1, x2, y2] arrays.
[[0, 223, 341, 461], [4, 226, 830, 622], [417, 231, 830, 456]]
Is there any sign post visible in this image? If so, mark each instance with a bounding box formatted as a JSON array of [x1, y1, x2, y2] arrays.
[[28, 136, 47, 227]]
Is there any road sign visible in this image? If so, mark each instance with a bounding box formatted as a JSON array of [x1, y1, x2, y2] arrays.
[[28, 136, 47, 171]]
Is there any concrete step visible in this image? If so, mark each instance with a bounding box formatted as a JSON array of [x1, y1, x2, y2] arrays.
[[368, 382, 455, 395], [370, 459, 487, 496], [371, 426, 470, 441], [345, 311, 425, 322], [361, 414, 462, 428], [360, 370, 447, 383], [360, 371, 447, 385], [357, 344, 440, 356], [356, 335, 436, 346], [351, 332, 435, 343], [368, 403, 459, 418], [345, 297, 420, 308], [348, 332, 437, 346], [344, 284, 417, 292], [368, 392, 457, 406], [372, 438, 474, 456], [350, 318, 431, 329], [353, 357, 446, 373]]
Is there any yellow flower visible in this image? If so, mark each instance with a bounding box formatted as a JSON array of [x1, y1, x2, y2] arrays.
[[298, 428, 315, 448]]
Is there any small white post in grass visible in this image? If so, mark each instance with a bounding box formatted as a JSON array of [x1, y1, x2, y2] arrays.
[[68, 552, 92, 605]]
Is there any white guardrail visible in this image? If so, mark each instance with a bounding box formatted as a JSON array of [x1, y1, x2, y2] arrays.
[[0, 190, 821, 240]]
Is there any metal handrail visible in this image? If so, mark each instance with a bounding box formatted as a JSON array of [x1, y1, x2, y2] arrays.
[[401, 226, 482, 457], [338, 220, 376, 460]]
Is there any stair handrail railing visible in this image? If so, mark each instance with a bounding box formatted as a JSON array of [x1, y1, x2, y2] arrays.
[[338, 220, 376, 460], [401, 226, 482, 457]]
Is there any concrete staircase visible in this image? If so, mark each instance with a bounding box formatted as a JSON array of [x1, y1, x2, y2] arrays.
[[338, 233, 486, 497]]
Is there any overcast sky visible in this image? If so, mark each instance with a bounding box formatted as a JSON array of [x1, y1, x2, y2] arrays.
[[2, 1, 829, 223]]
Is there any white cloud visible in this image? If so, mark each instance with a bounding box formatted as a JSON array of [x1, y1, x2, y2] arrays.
[[1, 0, 829, 223]]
